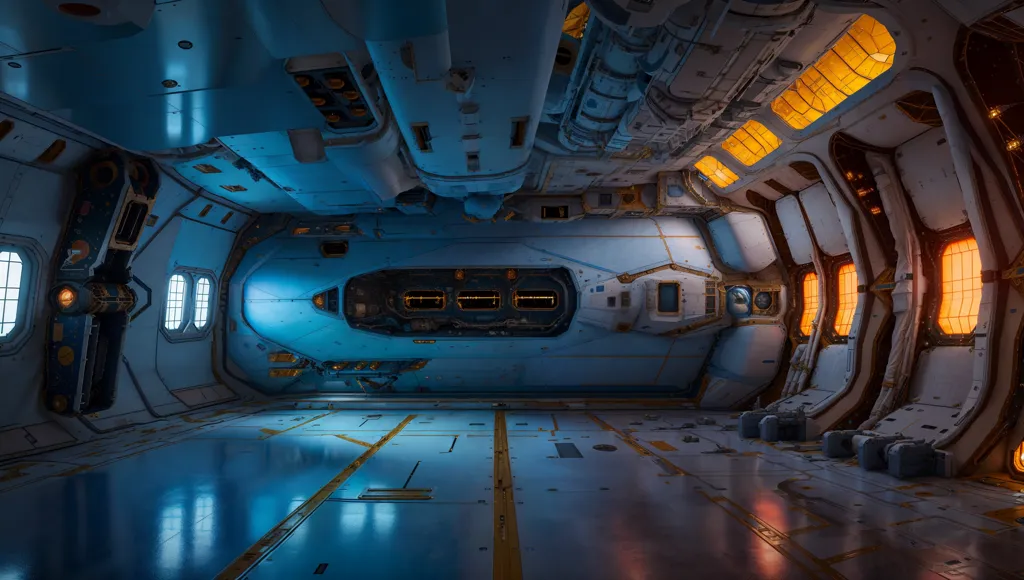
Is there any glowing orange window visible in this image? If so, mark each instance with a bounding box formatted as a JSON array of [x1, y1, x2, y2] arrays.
[[1014, 440, 1024, 474], [937, 238, 982, 335], [834, 263, 858, 336], [799, 272, 819, 336]]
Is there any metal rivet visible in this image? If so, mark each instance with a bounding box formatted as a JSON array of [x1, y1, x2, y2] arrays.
[[178, 40, 193, 50], [7, 62, 21, 68], [162, 79, 178, 88]]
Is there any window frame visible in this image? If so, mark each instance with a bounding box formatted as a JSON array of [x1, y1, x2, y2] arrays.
[[0, 235, 41, 356], [818, 256, 857, 345], [832, 261, 859, 339], [926, 234, 982, 345], [161, 267, 217, 342], [796, 268, 820, 339], [770, 14, 897, 133]]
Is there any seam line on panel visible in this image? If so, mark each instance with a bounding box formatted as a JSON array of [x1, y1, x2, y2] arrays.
[[215, 414, 417, 579]]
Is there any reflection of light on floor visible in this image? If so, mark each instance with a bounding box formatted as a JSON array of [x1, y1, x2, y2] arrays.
[[752, 496, 788, 577], [289, 496, 309, 544], [157, 502, 184, 574], [192, 493, 216, 563], [340, 503, 396, 539], [0, 567, 26, 580]]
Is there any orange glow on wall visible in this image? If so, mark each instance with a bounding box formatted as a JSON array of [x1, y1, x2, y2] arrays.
[[799, 272, 819, 336], [1014, 440, 1024, 474], [937, 238, 982, 335], [834, 263, 858, 336]]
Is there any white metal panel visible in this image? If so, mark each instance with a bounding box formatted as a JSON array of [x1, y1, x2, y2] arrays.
[[907, 347, 974, 407], [775, 195, 814, 265], [707, 212, 776, 273], [700, 324, 786, 409], [798, 183, 848, 257], [895, 128, 968, 232], [770, 344, 849, 412]]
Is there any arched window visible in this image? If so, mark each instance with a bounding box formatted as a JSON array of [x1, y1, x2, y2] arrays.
[[193, 276, 213, 329], [164, 274, 187, 331], [834, 263, 858, 336], [937, 238, 982, 335], [722, 121, 782, 166], [799, 272, 819, 336], [694, 156, 739, 188], [163, 270, 216, 338], [0, 250, 24, 338], [771, 15, 896, 130]]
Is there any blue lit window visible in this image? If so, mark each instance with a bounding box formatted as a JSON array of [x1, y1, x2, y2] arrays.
[[163, 269, 216, 340]]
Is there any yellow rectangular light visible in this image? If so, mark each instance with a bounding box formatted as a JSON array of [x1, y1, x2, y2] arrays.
[[722, 121, 782, 166], [771, 15, 896, 130], [694, 156, 739, 189]]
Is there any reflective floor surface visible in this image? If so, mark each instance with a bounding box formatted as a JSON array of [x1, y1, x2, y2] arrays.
[[1, 406, 1023, 579]]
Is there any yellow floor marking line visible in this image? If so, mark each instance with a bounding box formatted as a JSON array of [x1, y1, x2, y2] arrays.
[[550, 414, 559, 437], [0, 463, 35, 483], [650, 441, 678, 452], [701, 493, 843, 580], [215, 414, 417, 580], [334, 434, 373, 448], [822, 545, 882, 565], [494, 410, 523, 580], [258, 411, 334, 439], [585, 413, 686, 475], [983, 505, 1024, 525]]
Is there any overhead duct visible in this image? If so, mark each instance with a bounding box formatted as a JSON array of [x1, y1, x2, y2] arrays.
[[322, 0, 567, 219]]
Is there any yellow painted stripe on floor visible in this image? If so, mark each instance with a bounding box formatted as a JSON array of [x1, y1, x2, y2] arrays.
[[701, 493, 842, 580], [494, 411, 523, 580], [334, 434, 373, 448], [215, 414, 417, 579], [585, 413, 690, 475], [650, 441, 677, 452], [983, 505, 1024, 525], [822, 545, 882, 565], [258, 411, 334, 439], [586, 413, 615, 431]]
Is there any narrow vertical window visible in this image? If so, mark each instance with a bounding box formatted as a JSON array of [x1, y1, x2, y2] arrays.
[[937, 238, 982, 335], [0, 250, 24, 337], [165, 274, 187, 331], [834, 263, 858, 336], [799, 272, 819, 336], [193, 277, 212, 329]]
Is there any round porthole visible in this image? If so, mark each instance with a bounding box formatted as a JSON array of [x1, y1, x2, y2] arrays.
[[726, 286, 752, 318], [754, 291, 773, 310]]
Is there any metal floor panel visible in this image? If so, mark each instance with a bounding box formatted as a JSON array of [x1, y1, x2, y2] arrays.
[[1, 409, 1024, 580]]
